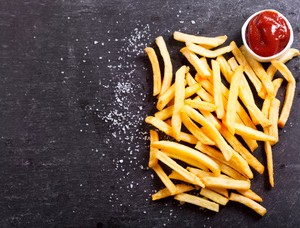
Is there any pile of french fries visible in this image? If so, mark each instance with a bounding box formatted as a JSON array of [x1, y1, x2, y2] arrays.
[[144, 31, 299, 216]]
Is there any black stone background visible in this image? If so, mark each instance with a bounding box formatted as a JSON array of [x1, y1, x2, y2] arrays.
[[0, 0, 299, 227]]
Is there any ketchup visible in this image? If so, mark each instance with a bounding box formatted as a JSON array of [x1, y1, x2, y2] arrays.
[[246, 11, 290, 57]]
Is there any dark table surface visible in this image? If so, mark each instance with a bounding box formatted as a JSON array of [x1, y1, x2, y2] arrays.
[[0, 0, 299, 227]]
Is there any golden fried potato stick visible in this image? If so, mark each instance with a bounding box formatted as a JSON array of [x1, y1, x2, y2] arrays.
[[168, 170, 207, 186], [155, 150, 205, 187], [217, 162, 248, 181], [181, 105, 234, 161], [202, 176, 250, 190], [154, 105, 174, 120], [200, 111, 222, 131], [146, 116, 198, 144], [155, 36, 173, 96], [152, 140, 220, 176], [212, 60, 225, 119], [268, 98, 280, 145], [235, 124, 276, 142], [237, 189, 263, 203], [184, 83, 202, 98], [185, 97, 217, 112], [264, 141, 274, 187], [240, 45, 274, 96], [186, 41, 232, 58], [186, 73, 215, 103], [152, 184, 194, 201], [180, 47, 211, 77], [181, 113, 215, 145], [271, 60, 296, 128], [196, 76, 258, 151], [217, 55, 233, 82], [261, 78, 283, 117], [174, 31, 227, 48], [195, 142, 253, 179], [267, 48, 300, 80], [227, 57, 260, 125], [149, 130, 159, 168], [145, 47, 161, 96], [220, 126, 264, 174], [229, 193, 267, 216], [230, 41, 266, 98], [172, 66, 186, 141], [227, 56, 272, 127], [157, 80, 186, 110], [200, 188, 229, 206], [152, 164, 177, 195], [186, 167, 229, 197], [225, 65, 243, 134], [175, 193, 219, 212]]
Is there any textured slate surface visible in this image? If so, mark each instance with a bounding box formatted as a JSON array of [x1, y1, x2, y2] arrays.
[[0, 0, 299, 227]]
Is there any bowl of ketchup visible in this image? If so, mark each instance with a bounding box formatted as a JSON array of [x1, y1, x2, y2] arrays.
[[241, 9, 294, 62]]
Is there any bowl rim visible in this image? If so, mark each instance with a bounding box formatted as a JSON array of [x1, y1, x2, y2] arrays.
[[241, 9, 294, 62]]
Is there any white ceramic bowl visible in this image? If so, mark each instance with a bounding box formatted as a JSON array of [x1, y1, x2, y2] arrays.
[[241, 9, 294, 62]]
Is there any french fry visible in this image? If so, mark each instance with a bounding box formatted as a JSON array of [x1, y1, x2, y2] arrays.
[[185, 97, 217, 112], [217, 162, 249, 181], [200, 188, 229, 206], [152, 140, 220, 176], [146, 116, 199, 144], [181, 113, 215, 145], [220, 125, 265, 174], [186, 41, 232, 58], [229, 193, 267, 216], [145, 116, 173, 136], [273, 78, 284, 95], [225, 65, 243, 134], [217, 55, 233, 82], [202, 176, 250, 190], [185, 82, 202, 98], [152, 184, 194, 201], [152, 164, 177, 195], [261, 78, 283, 118], [182, 105, 235, 161], [200, 111, 222, 130], [154, 105, 174, 120], [172, 66, 186, 141], [174, 31, 227, 48], [149, 130, 159, 168], [264, 141, 274, 187], [156, 36, 173, 96], [156, 83, 176, 111], [266, 48, 300, 80], [178, 132, 199, 145], [180, 47, 211, 77], [212, 60, 225, 119], [237, 189, 263, 203], [168, 170, 207, 186], [155, 150, 205, 187], [230, 41, 266, 98], [195, 142, 253, 179], [186, 73, 214, 103], [271, 60, 296, 128], [235, 124, 276, 142], [145, 47, 161, 96], [268, 98, 280, 145], [174, 193, 219, 212], [240, 45, 274, 96]]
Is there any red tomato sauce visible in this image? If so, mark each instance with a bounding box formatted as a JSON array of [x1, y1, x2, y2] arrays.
[[246, 11, 290, 57]]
